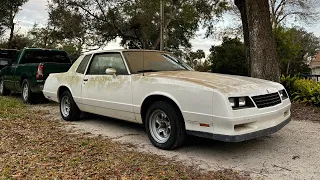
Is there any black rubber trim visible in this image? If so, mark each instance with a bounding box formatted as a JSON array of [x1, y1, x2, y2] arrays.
[[186, 115, 291, 142]]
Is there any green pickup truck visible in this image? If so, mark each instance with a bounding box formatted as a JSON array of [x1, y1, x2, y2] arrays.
[[0, 48, 71, 103]]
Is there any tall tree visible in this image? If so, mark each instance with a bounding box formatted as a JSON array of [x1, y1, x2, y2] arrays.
[[28, 24, 60, 49], [270, 0, 319, 29], [48, 1, 96, 54], [55, 0, 228, 51], [274, 27, 320, 75], [215, 0, 319, 41], [0, 0, 28, 48], [184, 49, 206, 69], [235, 0, 280, 82], [209, 37, 248, 76]]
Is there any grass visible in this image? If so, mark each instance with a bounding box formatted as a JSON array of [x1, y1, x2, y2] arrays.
[[0, 96, 248, 179]]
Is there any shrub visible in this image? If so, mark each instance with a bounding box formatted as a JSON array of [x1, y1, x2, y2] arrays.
[[281, 75, 320, 106]]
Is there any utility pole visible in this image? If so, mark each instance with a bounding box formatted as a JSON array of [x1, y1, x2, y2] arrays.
[[160, 0, 164, 51]]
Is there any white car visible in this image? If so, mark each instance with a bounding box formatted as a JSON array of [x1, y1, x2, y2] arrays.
[[43, 50, 291, 150]]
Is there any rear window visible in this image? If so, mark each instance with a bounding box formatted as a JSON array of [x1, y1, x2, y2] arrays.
[[20, 50, 71, 64], [76, 55, 91, 74]]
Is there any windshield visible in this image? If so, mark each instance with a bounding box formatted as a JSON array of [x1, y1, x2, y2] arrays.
[[123, 51, 193, 73]]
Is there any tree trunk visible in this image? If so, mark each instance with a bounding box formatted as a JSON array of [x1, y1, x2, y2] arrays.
[[8, 13, 15, 49], [234, 0, 250, 75], [235, 0, 280, 82], [8, 23, 14, 49]]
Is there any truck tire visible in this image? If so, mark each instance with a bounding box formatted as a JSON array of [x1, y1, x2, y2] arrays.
[[22, 79, 34, 104], [59, 91, 81, 121], [0, 77, 10, 96], [145, 101, 186, 150]]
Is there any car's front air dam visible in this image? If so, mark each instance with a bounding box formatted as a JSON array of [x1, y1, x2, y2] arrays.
[[187, 115, 291, 142]]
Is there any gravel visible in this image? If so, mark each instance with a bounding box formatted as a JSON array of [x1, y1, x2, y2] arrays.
[[31, 104, 320, 180]]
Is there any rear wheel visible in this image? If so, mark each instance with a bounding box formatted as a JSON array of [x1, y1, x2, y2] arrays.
[[145, 101, 186, 150], [22, 79, 34, 104], [59, 91, 80, 121], [0, 77, 10, 96]]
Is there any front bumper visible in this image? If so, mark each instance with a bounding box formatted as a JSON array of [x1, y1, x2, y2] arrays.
[[187, 115, 291, 142]]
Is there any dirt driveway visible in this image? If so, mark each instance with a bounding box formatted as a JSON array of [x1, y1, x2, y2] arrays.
[[32, 104, 320, 180]]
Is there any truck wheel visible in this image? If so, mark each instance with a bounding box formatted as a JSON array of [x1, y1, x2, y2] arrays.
[[59, 91, 80, 121], [22, 79, 34, 104], [145, 101, 186, 150], [0, 77, 10, 96]]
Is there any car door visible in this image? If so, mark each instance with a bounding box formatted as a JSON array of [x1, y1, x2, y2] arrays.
[[81, 52, 136, 122], [70, 54, 92, 104], [5, 59, 18, 90]]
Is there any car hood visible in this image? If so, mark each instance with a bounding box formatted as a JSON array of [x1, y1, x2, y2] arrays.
[[145, 71, 283, 95]]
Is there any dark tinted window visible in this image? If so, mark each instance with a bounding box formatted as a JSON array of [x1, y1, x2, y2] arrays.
[[87, 53, 128, 75], [20, 50, 70, 64], [76, 55, 91, 74], [0, 49, 18, 62], [123, 51, 192, 74]]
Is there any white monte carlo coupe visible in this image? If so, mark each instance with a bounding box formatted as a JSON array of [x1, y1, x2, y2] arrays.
[[43, 50, 291, 150]]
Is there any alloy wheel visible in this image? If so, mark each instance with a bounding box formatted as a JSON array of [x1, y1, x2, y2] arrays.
[[149, 110, 171, 143]]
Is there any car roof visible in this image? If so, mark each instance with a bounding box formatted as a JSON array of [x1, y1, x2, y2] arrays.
[[22, 48, 67, 52], [83, 49, 167, 56]]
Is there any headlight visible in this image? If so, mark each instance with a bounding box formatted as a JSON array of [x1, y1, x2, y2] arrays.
[[279, 89, 289, 100], [228, 97, 254, 110]]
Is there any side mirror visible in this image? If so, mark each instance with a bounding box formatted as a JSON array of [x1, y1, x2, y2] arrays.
[[105, 68, 117, 75]]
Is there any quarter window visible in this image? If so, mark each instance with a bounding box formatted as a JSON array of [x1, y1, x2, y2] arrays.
[[87, 53, 128, 75], [76, 55, 91, 74]]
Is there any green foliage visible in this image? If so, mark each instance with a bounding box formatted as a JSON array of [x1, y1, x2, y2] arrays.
[[281, 75, 320, 106], [0, 0, 29, 47], [184, 49, 205, 69], [280, 75, 300, 97], [274, 27, 320, 75], [208, 37, 248, 76], [0, 97, 26, 119], [56, 0, 229, 51], [28, 24, 59, 49], [0, 34, 32, 49]]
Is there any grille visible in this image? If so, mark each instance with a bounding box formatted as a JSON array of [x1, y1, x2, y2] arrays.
[[251, 92, 281, 108]]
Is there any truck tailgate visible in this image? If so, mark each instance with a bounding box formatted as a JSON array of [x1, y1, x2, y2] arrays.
[[43, 63, 71, 78]]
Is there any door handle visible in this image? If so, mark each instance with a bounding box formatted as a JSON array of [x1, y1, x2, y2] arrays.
[[83, 79, 88, 82]]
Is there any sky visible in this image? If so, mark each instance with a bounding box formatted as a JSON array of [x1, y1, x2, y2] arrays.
[[13, 0, 320, 56]]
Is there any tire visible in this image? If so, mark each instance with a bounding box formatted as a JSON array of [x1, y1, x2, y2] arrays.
[[0, 77, 10, 96], [59, 91, 81, 121], [145, 101, 186, 150], [22, 79, 34, 104]]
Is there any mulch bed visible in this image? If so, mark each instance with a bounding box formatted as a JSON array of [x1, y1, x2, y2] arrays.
[[291, 102, 320, 122]]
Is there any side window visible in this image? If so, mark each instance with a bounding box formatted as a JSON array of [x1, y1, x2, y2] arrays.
[[12, 51, 21, 64], [76, 55, 91, 74], [87, 53, 128, 75]]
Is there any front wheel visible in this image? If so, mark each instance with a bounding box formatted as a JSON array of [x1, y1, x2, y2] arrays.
[[0, 77, 10, 96], [59, 91, 81, 121], [145, 101, 186, 150]]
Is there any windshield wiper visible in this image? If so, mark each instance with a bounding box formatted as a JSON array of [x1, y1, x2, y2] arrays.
[[137, 69, 159, 73]]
